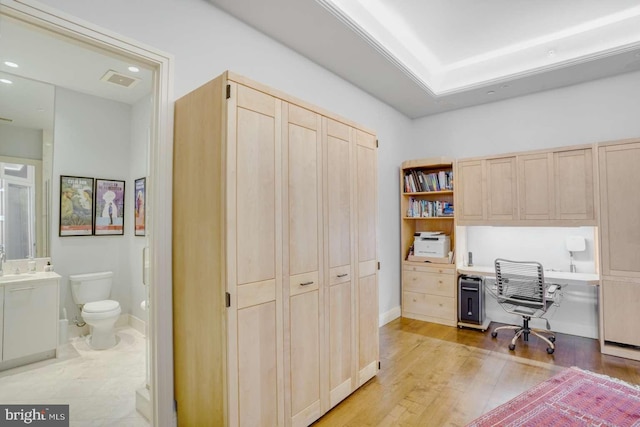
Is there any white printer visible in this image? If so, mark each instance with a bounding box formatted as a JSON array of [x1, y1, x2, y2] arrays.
[[413, 232, 450, 258]]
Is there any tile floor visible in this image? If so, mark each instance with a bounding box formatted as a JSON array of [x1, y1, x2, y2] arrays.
[[0, 326, 149, 426]]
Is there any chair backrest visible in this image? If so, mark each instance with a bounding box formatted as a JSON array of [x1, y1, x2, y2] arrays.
[[494, 258, 546, 310]]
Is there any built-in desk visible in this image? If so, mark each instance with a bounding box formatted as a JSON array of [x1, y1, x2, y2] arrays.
[[456, 266, 600, 338], [457, 266, 600, 285]]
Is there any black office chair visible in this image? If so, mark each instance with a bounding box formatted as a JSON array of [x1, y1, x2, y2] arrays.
[[490, 258, 559, 354]]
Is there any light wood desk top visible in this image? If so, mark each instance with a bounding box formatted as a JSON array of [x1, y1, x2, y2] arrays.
[[457, 265, 600, 285]]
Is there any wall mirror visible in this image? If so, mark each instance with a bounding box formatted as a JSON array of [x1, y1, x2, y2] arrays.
[[0, 13, 153, 260]]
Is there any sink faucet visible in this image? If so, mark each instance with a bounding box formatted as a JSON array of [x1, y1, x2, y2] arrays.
[[0, 245, 5, 277]]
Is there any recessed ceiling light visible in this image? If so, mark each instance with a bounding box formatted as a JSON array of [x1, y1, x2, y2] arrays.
[[0, 78, 13, 84], [547, 49, 556, 57], [128, 66, 140, 73], [501, 84, 510, 89], [487, 90, 495, 95], [3, 61, 18, 68]]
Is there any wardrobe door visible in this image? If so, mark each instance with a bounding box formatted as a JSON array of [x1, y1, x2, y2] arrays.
[[354, 129, 379, 386], [228, 83, 283, 427], [324, 118, 356, 408], [283, 103, 324, 427]]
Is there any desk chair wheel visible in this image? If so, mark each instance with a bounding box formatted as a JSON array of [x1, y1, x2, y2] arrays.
[[508, 344, 516, 351], [549, 336, 556, 343], [491, 331, 498, 338], [546, 347, 554, 354]]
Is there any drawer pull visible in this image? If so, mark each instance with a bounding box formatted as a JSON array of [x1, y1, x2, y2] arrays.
[[337, 273, 348, 278], [300, 281, 314, 286], [9, 286, 36, 292]]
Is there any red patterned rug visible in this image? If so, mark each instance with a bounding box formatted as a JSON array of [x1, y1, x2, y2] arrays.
[[467, 366, 640, 427]]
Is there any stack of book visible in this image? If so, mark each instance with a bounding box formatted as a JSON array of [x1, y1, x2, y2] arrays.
[[407, 198, 454, 218]]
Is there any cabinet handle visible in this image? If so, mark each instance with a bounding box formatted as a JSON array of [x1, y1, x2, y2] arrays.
[[337, 273, 348, 278], [9, 286, 35, 292], [300, 281, 314, 286]]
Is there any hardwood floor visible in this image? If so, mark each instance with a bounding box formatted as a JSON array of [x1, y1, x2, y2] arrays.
[[313, 318, 640, 426]]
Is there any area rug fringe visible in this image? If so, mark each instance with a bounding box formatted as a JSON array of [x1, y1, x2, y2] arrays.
[[570, 366, 640, 391]]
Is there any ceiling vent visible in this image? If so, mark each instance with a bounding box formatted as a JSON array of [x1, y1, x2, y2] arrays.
[[0, 117, 13, 123], [100, 70, 140, 88]]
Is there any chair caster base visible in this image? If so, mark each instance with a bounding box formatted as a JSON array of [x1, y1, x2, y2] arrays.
[[509, 344, 516, 351], [491, 331, 497, 338], [546, 347, 555, 354]]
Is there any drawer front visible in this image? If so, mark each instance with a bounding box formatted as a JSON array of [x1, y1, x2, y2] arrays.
[[329, 265, 351, 286], [403, 291, 455, 321], [403, 264, 454, 275], [402, 270, 455, 297]]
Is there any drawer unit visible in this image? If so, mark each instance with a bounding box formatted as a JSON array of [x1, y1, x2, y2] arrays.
[[402, 263, 457, 326]]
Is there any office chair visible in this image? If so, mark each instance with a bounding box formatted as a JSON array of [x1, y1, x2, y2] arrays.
[[490, 258, 558, 354]]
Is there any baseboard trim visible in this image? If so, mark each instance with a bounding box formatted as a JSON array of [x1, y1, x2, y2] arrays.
[[129, 314, 146, 336], [379, 306, 401, 326]]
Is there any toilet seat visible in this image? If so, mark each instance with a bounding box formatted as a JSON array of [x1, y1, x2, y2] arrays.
[[84, 299, 120, 313], [82, 300, 121, 321]]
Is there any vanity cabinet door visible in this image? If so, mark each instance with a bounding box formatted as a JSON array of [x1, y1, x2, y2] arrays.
[[3, 281, 57, 361]]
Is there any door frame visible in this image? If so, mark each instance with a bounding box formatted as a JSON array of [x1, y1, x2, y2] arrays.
[[0, 1, 175, 424]]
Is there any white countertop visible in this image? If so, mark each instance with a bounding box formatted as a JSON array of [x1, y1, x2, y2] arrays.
[[0, 271, 61, 285], [457, 265, 599, 285]]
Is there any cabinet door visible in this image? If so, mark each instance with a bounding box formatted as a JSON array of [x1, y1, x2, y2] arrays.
[[0, 289, 3, 361], [284, 103, 323, 426], [229, 83, 283, 427], [355, 130, 378, 386], [3, 281, 57, 361], [599, 143, 640, 277], [324, 118, 355, 408], [602, 280, 640, 347], [486, 157, 518, 221], [456, 160, 485, 221], [554, 149, 594, 221], [518, 153, 554, 220]]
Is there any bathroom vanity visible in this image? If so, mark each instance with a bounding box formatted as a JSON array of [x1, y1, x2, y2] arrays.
[[0, 272, 60, 370]]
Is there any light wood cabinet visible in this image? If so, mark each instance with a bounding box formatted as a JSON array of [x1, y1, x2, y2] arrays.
[[173, 72, 378, 426], [402, 264, 456, 325], [400, 158, 456, 326], [456, 146, 595, 226], [457, 160, 484, 221], [598, 139, 640, 360], [486, 157, 518, 221], [554, 149, 594, 220], [518, 152, 554, 220]]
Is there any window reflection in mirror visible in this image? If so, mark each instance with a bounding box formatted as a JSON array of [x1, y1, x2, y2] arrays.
[[0, 162, 37, 259], [0, 71, 54, 262]]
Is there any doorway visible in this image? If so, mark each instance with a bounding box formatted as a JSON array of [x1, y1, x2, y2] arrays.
[[0, 1, 174, 424]]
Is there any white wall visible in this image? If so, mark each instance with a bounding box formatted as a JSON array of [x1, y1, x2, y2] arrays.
[[38, 0, 413, 320], [463, 226, 596, 274], [410, 70, 640, 159], [52, 87, 133, 322], [0, 124, 43, 160]]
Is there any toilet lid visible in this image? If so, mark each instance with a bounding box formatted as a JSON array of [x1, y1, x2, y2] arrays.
[[84, 300, 120, 313]]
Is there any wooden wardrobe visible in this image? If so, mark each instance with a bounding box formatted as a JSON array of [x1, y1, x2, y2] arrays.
[[173, 71, 379, 426]]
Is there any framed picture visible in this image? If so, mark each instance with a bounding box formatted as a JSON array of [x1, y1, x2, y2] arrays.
[[59, 175, 94, 236], [134, 177, 146, 236], [94, 178, 125, 236]]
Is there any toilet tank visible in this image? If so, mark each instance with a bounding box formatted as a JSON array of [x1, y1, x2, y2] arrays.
[[69, 271, 113, 304]]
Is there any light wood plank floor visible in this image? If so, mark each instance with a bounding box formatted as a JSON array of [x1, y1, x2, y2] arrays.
[[313, 318, 640, 427]]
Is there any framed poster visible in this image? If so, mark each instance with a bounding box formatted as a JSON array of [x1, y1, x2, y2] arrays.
[[94, 178, 125, 235], [59, 175, 94, 236], [134, 177, 146, 236]]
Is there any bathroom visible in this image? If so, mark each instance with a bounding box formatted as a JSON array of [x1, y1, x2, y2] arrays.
[[0, 12, 152, 425]]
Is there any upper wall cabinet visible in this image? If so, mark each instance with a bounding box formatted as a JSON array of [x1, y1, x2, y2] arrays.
[[456, 146, 595, 226]]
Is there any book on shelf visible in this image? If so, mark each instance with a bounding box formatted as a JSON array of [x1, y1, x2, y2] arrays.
[[404, 170, 454, 193], [406, 198, 454, 218]]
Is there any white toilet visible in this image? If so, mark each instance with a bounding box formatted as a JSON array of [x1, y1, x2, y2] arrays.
[[69, 271, 121, 350]]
